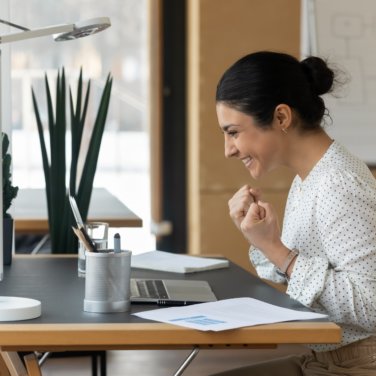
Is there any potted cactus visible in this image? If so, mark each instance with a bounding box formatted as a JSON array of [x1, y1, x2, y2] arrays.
[[2, 132, 19, 265]]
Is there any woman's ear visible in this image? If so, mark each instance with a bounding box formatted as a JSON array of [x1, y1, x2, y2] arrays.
[[273, 104, 292, 132]]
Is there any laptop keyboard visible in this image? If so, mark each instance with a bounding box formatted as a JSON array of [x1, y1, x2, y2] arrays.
[[133, 279, 169, 299]]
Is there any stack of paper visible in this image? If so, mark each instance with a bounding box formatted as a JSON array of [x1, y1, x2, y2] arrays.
[[131, 250, 229, 274]]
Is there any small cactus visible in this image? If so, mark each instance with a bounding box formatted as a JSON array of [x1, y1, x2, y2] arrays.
[[2, 132, 18, 218]]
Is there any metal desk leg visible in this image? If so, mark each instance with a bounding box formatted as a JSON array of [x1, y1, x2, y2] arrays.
[[173, 347, 200, 376], [31, 235, 49, 254], [37, 352, 50, 366]]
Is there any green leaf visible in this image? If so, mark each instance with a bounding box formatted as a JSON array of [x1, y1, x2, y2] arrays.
[[77, 74, 113, 219], [69, 68, 91, 195], [32, 87, 52, 230]]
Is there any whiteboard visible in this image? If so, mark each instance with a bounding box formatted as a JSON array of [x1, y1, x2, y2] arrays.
[[305, 0, 376, 165]]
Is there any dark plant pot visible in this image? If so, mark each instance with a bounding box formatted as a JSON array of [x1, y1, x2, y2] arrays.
[[3, 217, 13, 265]]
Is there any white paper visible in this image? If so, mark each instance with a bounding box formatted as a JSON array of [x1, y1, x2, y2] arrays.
[[131, 250, 229, 273], [133, 297, 327, 331]]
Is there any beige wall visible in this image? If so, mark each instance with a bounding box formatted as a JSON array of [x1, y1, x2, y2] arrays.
[[187, 0, 300, 272]]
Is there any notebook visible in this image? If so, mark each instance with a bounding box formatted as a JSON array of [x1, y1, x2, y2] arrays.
[[130, 278, 217, 306], [131, 250, 230, 274]]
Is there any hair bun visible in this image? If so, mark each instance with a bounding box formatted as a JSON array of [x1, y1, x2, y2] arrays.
[[300, 56, 334, 96]]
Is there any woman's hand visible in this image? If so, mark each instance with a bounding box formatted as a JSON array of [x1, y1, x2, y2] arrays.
[[229, 187, 291, 268], [241, 201, 288, 265], [228, 185, 262, 231]]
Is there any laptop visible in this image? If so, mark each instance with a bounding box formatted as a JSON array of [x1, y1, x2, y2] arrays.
[[130, 278, 217, 306]]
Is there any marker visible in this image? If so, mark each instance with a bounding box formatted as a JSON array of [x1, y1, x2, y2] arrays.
[[114, 233, 121, 253]]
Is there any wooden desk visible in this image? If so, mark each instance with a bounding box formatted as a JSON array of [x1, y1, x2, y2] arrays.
[[13, 188, 142, 234], [0, 256, 341, 353]]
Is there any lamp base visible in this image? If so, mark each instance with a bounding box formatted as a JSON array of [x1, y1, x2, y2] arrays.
[[0, 297, 41, 321]]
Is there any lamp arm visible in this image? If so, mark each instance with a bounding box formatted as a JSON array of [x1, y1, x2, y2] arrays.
[[0, 18, 29, 32], [0, 24, 74, 45]]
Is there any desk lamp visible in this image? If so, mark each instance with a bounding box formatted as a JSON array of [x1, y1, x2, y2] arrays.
[[0, 16, 111, 321]]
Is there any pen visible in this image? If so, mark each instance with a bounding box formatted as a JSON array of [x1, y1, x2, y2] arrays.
[[114, 233, 121, 253], [80, 226, 97, 252], [157, 300, 200, 306], [71, 226, 97, 252]]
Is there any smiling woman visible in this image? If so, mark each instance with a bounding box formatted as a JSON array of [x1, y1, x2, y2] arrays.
[[216, 52, 334, 180], [211, 50, 376, 375], [217, 104, 288, 180]]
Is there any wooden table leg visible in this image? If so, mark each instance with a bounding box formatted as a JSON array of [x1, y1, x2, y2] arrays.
[[23, 353, 42, 376], [0, 352, 11, 376], [0, 351, 27, 376]]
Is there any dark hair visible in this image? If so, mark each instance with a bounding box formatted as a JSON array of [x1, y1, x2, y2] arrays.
[[216, 51, 335, 131]]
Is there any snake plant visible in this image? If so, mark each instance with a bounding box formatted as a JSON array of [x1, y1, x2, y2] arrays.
[[32, 68, 113, 253]]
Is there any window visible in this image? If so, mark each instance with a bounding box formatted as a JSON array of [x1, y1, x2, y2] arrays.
[[9, 0, 155, 251]]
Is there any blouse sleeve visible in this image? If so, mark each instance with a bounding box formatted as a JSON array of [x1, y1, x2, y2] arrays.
[[287, 171, 376, 333], [249, 246, 286, 284]]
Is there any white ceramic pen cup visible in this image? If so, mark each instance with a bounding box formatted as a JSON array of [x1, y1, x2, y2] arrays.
[[78, 222, 109, 277], [84, 250, 132, 313]]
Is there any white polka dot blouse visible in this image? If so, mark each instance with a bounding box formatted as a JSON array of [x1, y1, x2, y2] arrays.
[[250, 141, 376, 351]]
